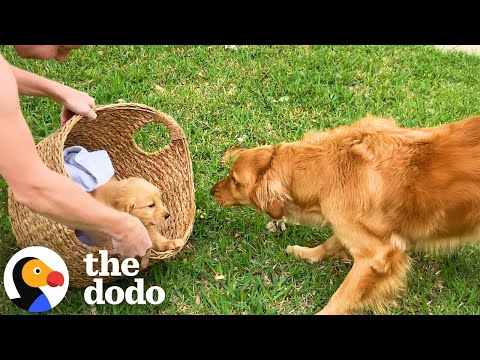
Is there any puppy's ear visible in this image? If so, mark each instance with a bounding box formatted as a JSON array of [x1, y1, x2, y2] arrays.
[[221, 146, 247, 167], [112, 196, 136, 214], [111, 179, 137, 214], [125, 200, 136, 214]]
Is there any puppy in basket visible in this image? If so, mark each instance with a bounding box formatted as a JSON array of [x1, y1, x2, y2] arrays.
[[88, 176, 184, 252]]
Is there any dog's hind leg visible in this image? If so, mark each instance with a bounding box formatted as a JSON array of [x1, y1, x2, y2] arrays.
[[286, 235, 350, 263], [316, 234, 411, 315]]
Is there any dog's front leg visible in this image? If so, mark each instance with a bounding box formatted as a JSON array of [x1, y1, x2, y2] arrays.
[[286, 235, 351, 263], [316, 232, 411, 315]]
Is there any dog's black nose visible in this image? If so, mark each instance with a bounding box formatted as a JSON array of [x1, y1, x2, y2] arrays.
[[210, 186, 216, 196], [164, 212, 170, 219]]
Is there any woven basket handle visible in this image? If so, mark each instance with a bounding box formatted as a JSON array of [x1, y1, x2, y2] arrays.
[[93, 103, 185, 153]]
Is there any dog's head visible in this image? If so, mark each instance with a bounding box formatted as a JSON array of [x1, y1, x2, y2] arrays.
[[211, 145, 290, 219], [112, 177, 170, 226]]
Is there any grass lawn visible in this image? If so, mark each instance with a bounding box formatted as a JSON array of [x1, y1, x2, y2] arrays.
[[1, 45, 479, 315]]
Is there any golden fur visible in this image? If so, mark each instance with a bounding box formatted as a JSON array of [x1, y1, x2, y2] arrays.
[[211, 115, 480, 314], [89, 176, 183, 252]]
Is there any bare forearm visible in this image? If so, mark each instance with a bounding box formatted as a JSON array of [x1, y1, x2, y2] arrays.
[[10, 65, 66, 102], [10, 64, 97, 123], [13, 168, 130, 239], [0, 54, 151, 261]]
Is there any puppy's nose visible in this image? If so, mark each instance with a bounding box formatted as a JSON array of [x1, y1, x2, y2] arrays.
[[210, 186, 216, 196], [164, 212, 170, 220]]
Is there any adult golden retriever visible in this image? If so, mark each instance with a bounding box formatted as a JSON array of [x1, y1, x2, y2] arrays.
[[211, 115, 480, 314]]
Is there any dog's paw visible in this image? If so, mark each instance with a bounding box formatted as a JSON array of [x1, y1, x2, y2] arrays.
[[286, 245, 305, 258], [286, 245, 320, 263], [153, 238, 184, 252], [315, 308, 348, 315], [172, 238, 184, 248], [154, 241, 176, 251]]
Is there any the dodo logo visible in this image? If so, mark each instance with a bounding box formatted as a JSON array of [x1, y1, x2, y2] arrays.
[[3, 246, 69, 313]]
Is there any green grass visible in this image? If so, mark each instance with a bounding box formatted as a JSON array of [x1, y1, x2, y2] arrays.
[[1, 45, 480, 315]]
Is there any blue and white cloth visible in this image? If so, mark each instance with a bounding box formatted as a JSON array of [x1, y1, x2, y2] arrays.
[[64, 146, 115, 192], [64, 146, 115, 246]]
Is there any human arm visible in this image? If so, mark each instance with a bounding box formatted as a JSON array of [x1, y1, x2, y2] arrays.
[[10, 65, 97, 125], [0, 55, 151, 266]]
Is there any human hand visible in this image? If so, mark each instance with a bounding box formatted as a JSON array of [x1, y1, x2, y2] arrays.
[[108, 216, 153, 269], [59, 87, 97, 126]]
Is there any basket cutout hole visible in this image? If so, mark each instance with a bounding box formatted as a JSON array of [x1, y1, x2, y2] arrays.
[[133, 122, 171, 153]]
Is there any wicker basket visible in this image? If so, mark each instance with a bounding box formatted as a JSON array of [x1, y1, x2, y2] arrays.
[[7, 103, 195, 288]]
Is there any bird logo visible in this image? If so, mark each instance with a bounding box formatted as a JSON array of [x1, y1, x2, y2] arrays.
[[3, 246, 69, 313]]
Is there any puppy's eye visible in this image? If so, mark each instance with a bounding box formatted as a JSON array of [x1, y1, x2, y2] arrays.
[[148, 203, 155, 208]]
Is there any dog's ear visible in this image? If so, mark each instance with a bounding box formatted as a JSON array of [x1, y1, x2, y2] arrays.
[[112, 197, 136, 214], [264, 200, 285, 219], [111, 181, 137, 214], [124, 199, 136, 214], [221, 146, 248, 167], [252, 176, 289, 219], [249, 147, 291, 219], [251, 146, 275, 173]]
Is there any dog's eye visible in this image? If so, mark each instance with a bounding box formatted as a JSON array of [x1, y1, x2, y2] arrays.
[[230, 174, 238, 185], [148, 203, 155, 208]]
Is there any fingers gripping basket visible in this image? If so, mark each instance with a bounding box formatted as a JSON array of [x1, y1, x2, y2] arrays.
[[7, 103, 195, 288]]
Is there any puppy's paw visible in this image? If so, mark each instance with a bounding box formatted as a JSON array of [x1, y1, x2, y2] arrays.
[[153, 240, 175, 252], [153, 238, 184, 252], [172, 238, 184, 248]]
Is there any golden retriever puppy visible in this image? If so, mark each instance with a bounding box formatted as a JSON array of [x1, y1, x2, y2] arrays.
[[211, 115, 480, 314], [88, 176, 183, 252]]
